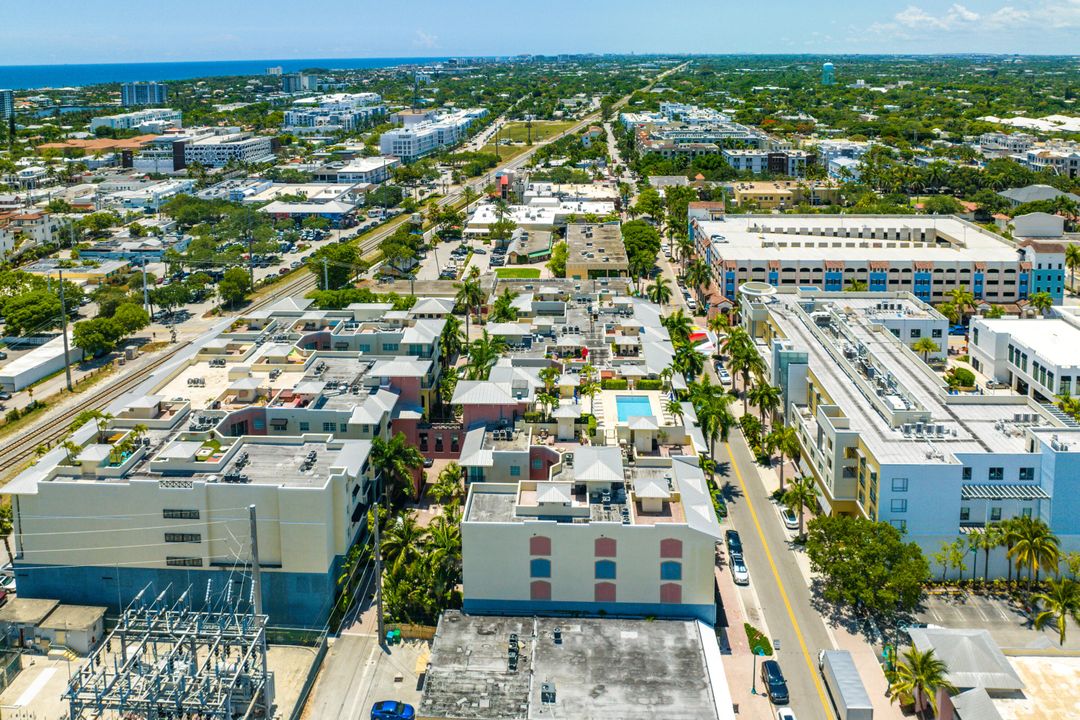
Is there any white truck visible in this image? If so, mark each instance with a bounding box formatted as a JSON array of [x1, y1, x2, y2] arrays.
[[818, 649, 873, 720]]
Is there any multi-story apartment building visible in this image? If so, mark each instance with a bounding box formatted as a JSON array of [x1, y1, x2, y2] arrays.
[[0, 89, 13, 119], [1015, 142, 1080, 178], [90, 108, 182, 133], [283, 93, 385, 133], [379, 108, 488, 161], [978, 132, 1036, 158], [314, 156, 400, 184], [183, 132, 275, 167], [462, 450, 721, 623], [692, 215, 1041, 307], [740, 287, 1080, 575], [6, 298, 452, 626], [622, 103, 767, 158], [721, 149, 815, 177], [725, 181, 841, 210], [121, 81, 168, 107]]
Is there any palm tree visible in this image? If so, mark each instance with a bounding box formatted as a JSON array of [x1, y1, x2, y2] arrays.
[[947, 286, 975, 327], [676, 235, 694, 269], [1008, 517, 1060, 589], [381, 512, 427, 572], [685, 259, 711, 305], [697, 393, 735, 459], [912, 337, 941, 362], [465, 330, 506, 381], [766, 425, 800, 492], [427, 509, 463, 579], [706, 312, 730, 349], [665, 397, 685, 424], [983, 305, 1005, 319], [662, 308, 694, 346], [579, 364, 600, 414], [440, 314, 467, 366], [747, 381, 781, 429], [673, 344, 706, 381], [889, 647, 957, 719], [1001, 517, 1023, 584], [844, 279, 868, 292], [1066, 244, 1080, 295], [371, 432, 425, 504], [782, 476, 816, 539], [1028, 291, 1053, 317], [729, 346, 766, 413], [1033, 577, 1080, 646], [61, 440, 83, 466], [430, 462, 465, 506], [975, 523, 1004, 581], [0, 504, 13, 566], [453, 277, 484, 338], [490, 287, 519, 322], [647, 276, 673, 306], [462, 186, 480, 214]]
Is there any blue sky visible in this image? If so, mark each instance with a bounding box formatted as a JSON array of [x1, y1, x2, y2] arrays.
[[2, 0, 1079, 65]]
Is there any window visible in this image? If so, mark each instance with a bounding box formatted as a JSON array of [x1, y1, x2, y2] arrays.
[[989, 467, 1004, 481], [660, 561, 682, 581], [990, 507, 1002, 522], [594, 582, 616, 602], [163, 509, 199, 520], [972, 328, 979, 345], [323, 422, 336, 432], [165, 533, 201, 543], [299, 422, 310, 432], [529, 536, 551, 555], [595, 560, 616, 580], [910, 329, 921, 339], [1061, 377, 1072, 396], [891, 519, 907, 532], [1019, 467, 1035, 482], [510, 465, 521, 477], [962, 467, 972, 481], [166, 557, 203, 567], [659, 582, 682, 604], [960, 507, 970, 521], [660, 538, 683, 558], [891, 478, 909, 492], [932, 329, 943, 338], [383, 343, 399, 352], [1022, 507, 1033, 518], [532, 458, 543, 470], [358, 344, 371, 353], [594, 538, 617, 557], [530, 558, 551, 578], [890, 499, 908, 513], [530, 580, 551, 601]]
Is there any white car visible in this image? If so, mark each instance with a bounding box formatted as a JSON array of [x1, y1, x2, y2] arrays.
[[731, 560, 749, 586], [718, 368, 733, 386], [781, 506, 800, 530], [776, 709, 797, 720]]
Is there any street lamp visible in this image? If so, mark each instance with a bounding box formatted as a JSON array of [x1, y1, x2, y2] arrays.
[[750, 645, 766, 695]]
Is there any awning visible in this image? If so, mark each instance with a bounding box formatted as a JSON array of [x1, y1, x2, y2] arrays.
[[961, 484, 1050, 501]]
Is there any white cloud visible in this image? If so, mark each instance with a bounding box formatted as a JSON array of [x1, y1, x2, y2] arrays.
[[413, 29, 439, 50], [877, 0, 1080, 36], [894, 3, 980, 30]]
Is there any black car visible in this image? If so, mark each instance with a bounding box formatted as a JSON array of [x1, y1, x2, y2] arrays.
[[725, 529, 743, 556], [760, 660, 789, 704]]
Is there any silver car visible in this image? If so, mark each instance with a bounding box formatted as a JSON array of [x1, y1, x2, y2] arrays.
[[731, 560, 749, 586]]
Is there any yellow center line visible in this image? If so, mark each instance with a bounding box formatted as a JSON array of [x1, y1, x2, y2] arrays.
[[725, 440, 833, 717]]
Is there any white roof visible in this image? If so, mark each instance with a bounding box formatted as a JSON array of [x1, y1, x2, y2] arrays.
[[633, 475, 671, 499], [976, 318, 1080, 370], [452, 381, 516, 406], [908, 628, 1024, 692], [573, 446, 623, 484], [536, 482, 573, 504], [628, 415, 659, 430]]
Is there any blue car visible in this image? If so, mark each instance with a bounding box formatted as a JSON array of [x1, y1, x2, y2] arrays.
[[949, 325, 967, 336], [371, 701, 415, 720]]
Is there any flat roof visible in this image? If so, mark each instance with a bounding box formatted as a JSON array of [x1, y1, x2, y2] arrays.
[[696, 215, 1020, 264], [977, 318, 1080, 369], [565, 222, 628, 267], [419, 611, 721, 720], [0, 597, 59, 625], [38, 604, 107, 631]]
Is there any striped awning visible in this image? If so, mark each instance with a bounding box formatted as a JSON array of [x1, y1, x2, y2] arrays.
[[961, 484, 1050, 501]]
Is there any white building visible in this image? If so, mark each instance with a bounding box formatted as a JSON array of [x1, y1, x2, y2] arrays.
[[379, 108, 488, 161], [183, 132, 275, 168], [282, 93, 385, 134], [741, 287, 1080, 578], [721, 149, 813, 177], [316, 156, 400, 185], [108, 179, 196, 211], [0, 332, 83, 391], [89, 109, 182, 133], [462, 450, 721, 623], [970, 314, 1080, 401]]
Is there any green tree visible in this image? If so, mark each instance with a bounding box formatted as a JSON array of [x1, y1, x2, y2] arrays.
[[371, 432, 425, 504], [912, 337, 941, 362], [490, 287, 519, 323], [381, 512, 427, 573], [112, 303, 150, 335], [1028, 291, 1053, 317], [1033, 577, 1080, 646], [747, 381, 782, 429], [439, 313, 467, 366], [2, 290, 63, 335], [453, 276, 484, 338], [888, 647, 956, 719], [647, 276, 673, 306], [1066, 245, 1080, 294], [1008, 516, 1060, 589], [430, 462, 465, 507], [765, 425, 801, 492], [547, 241, 567, 277], [782, 475, 816, 539], [673, 343, 706, 380], [72, 317, 122, 357], [218, 267, 252, 308], [805, 515, 930, 616], [0, 504, 12, 566], [307, 242, 359, 290], [465, 330, 506, 381]]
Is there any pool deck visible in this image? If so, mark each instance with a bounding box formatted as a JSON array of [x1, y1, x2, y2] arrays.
[[599, 390, 669, 430]]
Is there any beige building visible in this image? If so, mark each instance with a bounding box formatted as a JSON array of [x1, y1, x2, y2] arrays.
[[564, 222, 628, 280], [729, 181, 841, 210]]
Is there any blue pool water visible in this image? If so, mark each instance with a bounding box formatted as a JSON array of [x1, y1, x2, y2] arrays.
[[616, 395, 654, 423]]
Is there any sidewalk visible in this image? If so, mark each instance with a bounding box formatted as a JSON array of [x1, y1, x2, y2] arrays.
[[744, 429, 902, 719], [715, 561, 779, 720]]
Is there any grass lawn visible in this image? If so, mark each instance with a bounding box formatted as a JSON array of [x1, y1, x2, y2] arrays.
[[500, 120, 577, 143], [495, 267, 541, 279], [477, 142, 530, 163]]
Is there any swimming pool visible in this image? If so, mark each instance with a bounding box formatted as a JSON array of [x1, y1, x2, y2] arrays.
[[616, 395, 654, 423]]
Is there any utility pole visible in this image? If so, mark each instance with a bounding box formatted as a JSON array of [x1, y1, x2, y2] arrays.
[[247, 216, 255, 292], [141, 259, 150, 312], [322, 257, 329, 290], [249, 504, 263, 616], [57, 269, 73, 392], [373, 506, 384, 645]]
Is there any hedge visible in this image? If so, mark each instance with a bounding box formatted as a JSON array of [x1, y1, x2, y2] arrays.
[[635, 379, 663, 390], [744, 623, 773, 656], [601, 379, 629, 390]]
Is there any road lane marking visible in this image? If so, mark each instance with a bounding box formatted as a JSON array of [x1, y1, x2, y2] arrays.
[[726, 441, 833, 718]]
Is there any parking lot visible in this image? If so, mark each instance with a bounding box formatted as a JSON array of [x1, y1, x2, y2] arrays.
[[916, 590, 1080, 651]]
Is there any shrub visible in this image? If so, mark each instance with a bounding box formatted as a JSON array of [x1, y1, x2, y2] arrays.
[[744, 623, 773, 655], [635, 379, 662, 391], [946, 367, 976, 389], [523, 411, 544, 423], [601, 379, 628, 390]]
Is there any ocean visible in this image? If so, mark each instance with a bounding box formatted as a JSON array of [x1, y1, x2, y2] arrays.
[[0, 57, 454, 90]]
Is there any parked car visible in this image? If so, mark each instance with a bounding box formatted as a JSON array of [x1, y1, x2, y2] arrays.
[[0, 350, 7, 360], [473, 248, 487, 255], [760, 660, 790, 705], [0, 391, 11, 401], [717, 368, 732, 386], [780, 506, 800, 530], [370, 701, 415, 720], [776, 709, 797, 720], [731, 559, 749, 585], [0, 589, 7, 607], [0, 576, 15, 593], [949, 324, 967, 336], [725, 529, 742, 557]]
